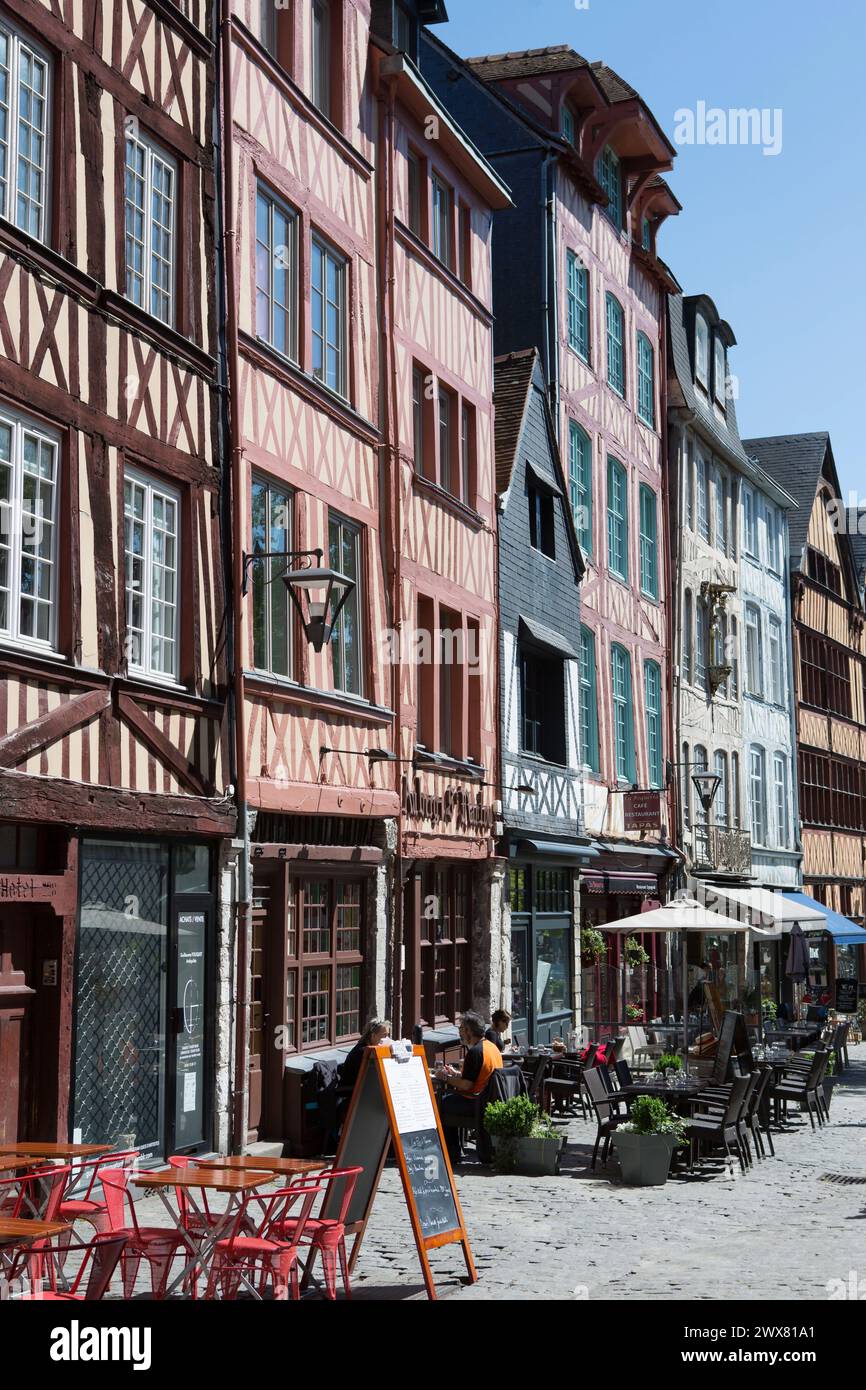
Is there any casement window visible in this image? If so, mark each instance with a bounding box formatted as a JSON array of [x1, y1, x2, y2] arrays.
[[412, 363, 431, 477], [714, 336, 726, 405], [311, 235, 347, 397], [765, 503, 780, 573], [311, 0, 332, 118], [124, 131, 176, 326], [806, 546, 842, 595], [606, 293, 625, 396], [644, 659, 663, 788], [0, 408, 58, 649], [638, 484, 658, 599], [407, 149, 422, 237], [696, 455, 710, 541], [742, 484, 756, 556], [773, 753, 789, 848], [438, 387, 454, 493], [714, 750, 729, 826], [799, 633, 852, 719], [528, 484, 555, 559], [328, 512, 363, 696], [285, 877, 365, 1049], [731, 752, 741, 828], [750, 746, 767, 846], [636, 332, 655, 426], [693, 744, 709, 821], [682, 743, 691, 827], [0, 19, 50, 241], [561, 104, 575, 144], [641, 217, 651, 252], [438, 607, 461, 757], [611, 643, 635, 783], [260, 0, 277, 54], [566, 252, 590, 361], [606, 456, 628, 580], [251, 475, 292, 678], [730, 615, 740, 700], [768, 615, 783, 705], [431, 173, 453, 269], [712, 468, 727, 554], [596, 144, 622, 227], [800, 750, 866, 832], [579, 626, 599, 773], [695, 314, 709, 387], [124, 469, 180, 682], [682, 589, 693, 683], [460, 401, 475, 507], [684, 442, 694, 529], [745, 603, 763, 698], [419, 864, 471, 1024], [568, 421, 592, 554], [694, 598, 707, 690], [521, 649, 566, 764], [255, 184, 297, 359], [458, 202, 472, 288], [260, 0, 292, 64]]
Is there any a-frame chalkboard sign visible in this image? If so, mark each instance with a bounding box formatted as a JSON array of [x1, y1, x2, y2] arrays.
[[324, 1042, 477, 1300]]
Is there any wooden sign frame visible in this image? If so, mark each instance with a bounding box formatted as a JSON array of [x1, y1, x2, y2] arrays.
[[329, 1043, 477, 1300]]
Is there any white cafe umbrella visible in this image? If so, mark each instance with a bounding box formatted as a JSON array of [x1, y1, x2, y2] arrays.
[[703, 884, 825, 938], [602, 896, 771, 1065]]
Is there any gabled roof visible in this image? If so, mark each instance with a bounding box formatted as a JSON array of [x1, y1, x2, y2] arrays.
[[589, 62, 637, 103], [493, 348, 536, 493], [741, 433, 830, 563], [465, 45, 589, 83]]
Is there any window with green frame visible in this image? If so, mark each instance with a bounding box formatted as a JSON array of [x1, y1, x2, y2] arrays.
[[566, 251, 589, 360], [638, 484, 658, 599], [568, 421, 592, 554], [561, 103, 575, 145], [644, 659, 663, 788], [641, 217, 651, 251], [607, 456, 628, 580], [611, 643, 635, 783], [637, 331, 654, 426], [596, 145, 622, 226], [606, 293, 624, 395], [579, 626, 599, 773]]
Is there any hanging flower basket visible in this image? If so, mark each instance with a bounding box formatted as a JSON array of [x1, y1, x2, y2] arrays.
[[581, 926, 608, 966]]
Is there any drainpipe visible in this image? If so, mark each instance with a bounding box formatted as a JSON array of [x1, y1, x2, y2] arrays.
[[540, 152, 559, 433], [660, 296, 679, 869], [784, 515, 805, 880], [218, 0, 250, 1153]]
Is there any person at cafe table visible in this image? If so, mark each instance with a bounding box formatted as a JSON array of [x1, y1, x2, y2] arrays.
[[436, 1011, 502, 1160]]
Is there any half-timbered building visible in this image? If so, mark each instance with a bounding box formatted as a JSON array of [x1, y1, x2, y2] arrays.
[[0, 0, 233, 1158], [746, 432, 866, 1007], [420, 38, 681, 1029]]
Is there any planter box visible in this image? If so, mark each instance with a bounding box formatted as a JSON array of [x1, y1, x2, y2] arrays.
[[611, 1130, 677, 1186], [491, 1134, 564, 1176]]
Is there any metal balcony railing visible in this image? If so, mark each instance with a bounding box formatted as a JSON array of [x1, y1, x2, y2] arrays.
[[688, 821, 752, 876]]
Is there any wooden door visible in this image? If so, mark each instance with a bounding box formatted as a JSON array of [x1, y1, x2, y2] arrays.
[[0, 911, 35, 1144]]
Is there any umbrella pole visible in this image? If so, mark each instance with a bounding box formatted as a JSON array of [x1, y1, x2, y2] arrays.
[[682, 932, 688, 1075]]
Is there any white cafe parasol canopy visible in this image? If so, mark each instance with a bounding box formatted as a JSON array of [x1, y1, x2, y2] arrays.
[[701, 885, 825, 939]]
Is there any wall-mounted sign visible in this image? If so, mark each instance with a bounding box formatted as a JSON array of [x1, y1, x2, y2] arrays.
[[42, 959, 58, 986], [835, 978, 858, 1014], [0, 872, 76, 915], [623, 791, 663, 831], [401, 777, 495, 834]]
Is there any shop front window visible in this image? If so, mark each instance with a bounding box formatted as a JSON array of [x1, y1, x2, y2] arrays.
[[536, 925, 571, 1020], [419, 866, 471, 1025], [292, 877, 364, 1048]]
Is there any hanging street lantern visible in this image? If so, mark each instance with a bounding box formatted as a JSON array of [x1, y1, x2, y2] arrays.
[[241, 547, 354, 652]]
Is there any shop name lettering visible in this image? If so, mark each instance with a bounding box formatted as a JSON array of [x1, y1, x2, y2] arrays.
[[0, 875, 57, 901], [402, 778, 494, 831]]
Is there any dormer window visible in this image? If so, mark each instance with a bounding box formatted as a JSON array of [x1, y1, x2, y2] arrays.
[[561, 104, 575, 145], [695, 314, 709, 389], [713, 337, 727, 406], [641, 217, 651, 252], [596, 145, 622, 228], [393, 1, 417, 61]]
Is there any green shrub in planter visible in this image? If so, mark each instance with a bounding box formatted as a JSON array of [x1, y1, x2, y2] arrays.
[[484, 1095, 563, 1175], [612, 1095, 686, 1186], [653, 1053, 682, 1075]]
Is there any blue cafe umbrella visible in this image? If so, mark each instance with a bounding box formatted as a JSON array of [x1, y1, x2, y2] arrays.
[[785, 921, 810, 986]]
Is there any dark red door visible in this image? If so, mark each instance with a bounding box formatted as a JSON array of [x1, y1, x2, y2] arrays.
[[0, 911, 35, 1144]]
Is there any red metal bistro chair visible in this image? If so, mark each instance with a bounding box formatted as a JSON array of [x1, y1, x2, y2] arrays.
[[205, 1184, 323, 1302], [0, 1164, 71, 1221], [58, 1150, 139, 1236], [99, 1167, 189, 1299], [14, 1234, 128, 1301], [281, 1166, 363, 1300]]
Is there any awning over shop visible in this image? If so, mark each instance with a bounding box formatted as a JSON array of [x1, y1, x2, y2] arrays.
[[581, 870, 658, 896], [518, 839, 599, 864], [517, 616, 578, 661], [782, 892, 866, 946], [707, 885, 825, 938]]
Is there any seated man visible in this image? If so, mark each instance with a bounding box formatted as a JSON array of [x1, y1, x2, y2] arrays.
[[485, 1008, 512, 1052], [436, 1011, 503, 1162]]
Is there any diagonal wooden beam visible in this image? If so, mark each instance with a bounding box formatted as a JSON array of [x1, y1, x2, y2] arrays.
[[0, 687, 111, 768], [116, 691, 210, 797]]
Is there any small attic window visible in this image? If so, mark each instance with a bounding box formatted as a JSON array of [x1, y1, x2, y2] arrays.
[[695, 314, 709, 389], [596, 145, 622, 228], [641, 217, 651, 251], [714, 336, 727, 407], [561, 103, 576, 145]]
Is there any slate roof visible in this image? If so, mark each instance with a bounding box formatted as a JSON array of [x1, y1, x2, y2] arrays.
[[493, 349, 537, 493], [741, 433, 830, 565], [589, 62, 637, 103], [464, 45, 589, 83], [668, 293, 749, 469], [848, 509, 866, 597]]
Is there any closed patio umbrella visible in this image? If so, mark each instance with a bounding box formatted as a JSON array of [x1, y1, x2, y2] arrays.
[[785, 921, 809, 986]]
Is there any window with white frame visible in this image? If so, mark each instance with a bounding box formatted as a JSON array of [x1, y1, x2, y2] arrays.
[[712, 467, 727, 554], [431, 173, 453, 269], [124, 469, 180, 681], [0, 19, 50, 241], [730, 614, 740, 699], [255, 184, 297, 359], [682, 742, 692, 827], [713, 336, 726, 405], [694, 744, 709, 824], [696, 454, 710, 541], [714, 750, 729, 825], [768, 615, 783, 705], [695, 598, 707, 690], [745, 603, 763, 698], [750, 746, 767, 846], [0, 408, 58, 648], [311, 235, 347, 397], [124, 130, 176, 326], [695, 315, 709, 387], [773, 753, 789, 848], [682, 589, 693, 683], [251, 475, 292, 678], [742, 484, 756, 556], [765, 502, 780, 573], [328, 511, 363, 696], [731, 751, 741, 827]]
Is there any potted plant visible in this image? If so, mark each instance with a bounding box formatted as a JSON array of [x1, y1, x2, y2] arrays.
[[762, 1000, 778, 1023], [581, 926, 608, 967], [654, 1053, 682, 1077], [624, 936, 650, 969], [626, 1002, 645, 1023], [611, 1095, 686, 1187], [483, 1094, 565, 1176]]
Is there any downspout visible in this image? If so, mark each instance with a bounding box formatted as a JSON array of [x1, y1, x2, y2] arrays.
[[660, 296, 679, 868], [541, 152, 560, 436], [784, 516, 805, 881], [219, 0, 250, 1152]]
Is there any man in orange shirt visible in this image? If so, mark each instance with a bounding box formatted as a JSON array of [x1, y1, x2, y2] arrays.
[[437, 1011, 503, 1162]]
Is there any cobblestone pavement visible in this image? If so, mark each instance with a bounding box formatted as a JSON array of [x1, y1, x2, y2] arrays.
[[99, 1044, 866, 1301]]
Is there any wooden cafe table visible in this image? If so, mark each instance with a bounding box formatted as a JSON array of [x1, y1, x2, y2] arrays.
[[0, 1142, 111, 1161], [195, 1155, 326, 1178], [132, 1167, 276, 1299], [0, 1217, 69, 1277]]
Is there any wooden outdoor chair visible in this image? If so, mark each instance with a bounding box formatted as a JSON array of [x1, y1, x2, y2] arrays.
[[583, 1067, 632, 1170]]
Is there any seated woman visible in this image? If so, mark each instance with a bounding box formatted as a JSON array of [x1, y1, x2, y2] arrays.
[[436, 1011, 503, 1161], [485, 1009, 512, 1052], [339, 1018, 391, 1092]]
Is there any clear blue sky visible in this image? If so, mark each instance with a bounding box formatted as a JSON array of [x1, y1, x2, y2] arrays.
[[438, 0, 865, 498]]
